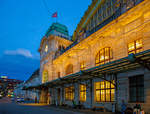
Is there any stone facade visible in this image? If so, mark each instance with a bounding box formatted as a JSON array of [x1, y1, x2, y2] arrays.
[[38, 0, 150, 113]]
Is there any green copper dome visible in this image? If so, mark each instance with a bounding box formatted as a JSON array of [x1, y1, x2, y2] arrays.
[[45, 23, 69, 38]]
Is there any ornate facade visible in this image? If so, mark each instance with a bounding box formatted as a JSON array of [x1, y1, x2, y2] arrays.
[[38, 0, 150, 112]]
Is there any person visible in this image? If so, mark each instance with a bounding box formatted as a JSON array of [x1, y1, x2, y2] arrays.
[[35, 96, 37, 103], [72, 100, 76, 108], [133, 104, 141, 114], [121, 100, 126, 114]]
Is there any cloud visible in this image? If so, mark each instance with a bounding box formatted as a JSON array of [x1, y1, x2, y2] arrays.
[[0, 52, 40, 81], [4, 48, 33, 58]]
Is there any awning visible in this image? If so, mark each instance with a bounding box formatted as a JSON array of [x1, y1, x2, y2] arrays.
[[28, 49, 150, 89]]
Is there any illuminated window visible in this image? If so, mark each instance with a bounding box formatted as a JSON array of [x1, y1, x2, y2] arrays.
[[80, 84, 86, 102], [65, 64, 73, 75], [45, 45, 48, 52], [80, 62, 86, 70], [129, 75, 144, 103], [95, 81, 115, 102], [65, 86, 74, 101], [128, 39, 143, 54], [42, 71, 48, 83], [95, 47, 113, 66]]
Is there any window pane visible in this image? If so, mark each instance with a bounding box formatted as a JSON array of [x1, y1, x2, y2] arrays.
[[136, 39, 142, 49], [65, 86, 74, 101], [101, 90, 105, 102], [128, 39, 143, 54], [129, 75, 144, 103], [96, 90, 100, 102], [101, 81, 105, 89], [95, 82, 100, 89], [136, 49, 142, 53], [129, 51, 135, 54], [111, 80, 115, 88], [105, 48, 110, 60], [80, 85, 86, 102], [95, 47, 112, 65], [111, 89, 115, 102], [128, 42, 135, 52], [106, 89, 110, 101], [95, 81, 115, 102], [106, 81, 110, 89], [100, 49, 104, 62], [137, 87, 144, 101]]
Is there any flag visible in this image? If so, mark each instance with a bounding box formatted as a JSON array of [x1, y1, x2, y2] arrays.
[[52, 12, 57, 18]]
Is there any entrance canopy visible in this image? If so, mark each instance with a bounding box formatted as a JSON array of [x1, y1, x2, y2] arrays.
[[25, 49, 150, 90]]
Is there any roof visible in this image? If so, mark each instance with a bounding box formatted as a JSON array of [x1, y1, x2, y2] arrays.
[[25, 69, 39, 84], [45, 23, 69, 37], [72, 0, 144, 41], [73, 0, 104, 40]]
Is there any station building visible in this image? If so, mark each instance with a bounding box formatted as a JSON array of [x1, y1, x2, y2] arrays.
[[38, 0, 150, 112]]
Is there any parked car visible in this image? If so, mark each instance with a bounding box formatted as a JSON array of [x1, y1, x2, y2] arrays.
[[0, 94, 2, 99], [16, 97, 24, 103]]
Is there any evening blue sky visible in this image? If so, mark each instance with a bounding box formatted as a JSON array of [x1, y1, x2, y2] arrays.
[[0, 0, 91, 80]]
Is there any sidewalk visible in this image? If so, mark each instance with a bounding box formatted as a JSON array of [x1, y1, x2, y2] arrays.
[[20, 103, 118, 114], [44, 105, 117, 114]]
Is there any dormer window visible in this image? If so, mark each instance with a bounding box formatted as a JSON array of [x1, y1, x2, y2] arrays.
[[45, 45, 48, 52]]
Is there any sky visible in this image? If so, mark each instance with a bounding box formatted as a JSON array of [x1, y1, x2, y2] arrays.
[[0, 0, 91, 81]]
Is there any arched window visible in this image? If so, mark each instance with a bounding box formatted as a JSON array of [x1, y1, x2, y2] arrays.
[[65, 64, 73, 75], [42, 70, 48, 83], [95, 47, 113, 66]]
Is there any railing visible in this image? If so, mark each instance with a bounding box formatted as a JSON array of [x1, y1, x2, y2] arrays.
[[86, 0, 144, 38], [53, 40, 78, 60]]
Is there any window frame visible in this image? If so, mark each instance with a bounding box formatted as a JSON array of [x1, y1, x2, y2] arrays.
[[129, 75, 144, 103], [95, 47, 113, 66], [128, 39, 143, 54], [95, 81, 115, 102], [79, 84, 86, 102], [65, 86, 74, 101]]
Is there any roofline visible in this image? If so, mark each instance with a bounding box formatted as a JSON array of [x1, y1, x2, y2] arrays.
[[73, 0, 103, 41]]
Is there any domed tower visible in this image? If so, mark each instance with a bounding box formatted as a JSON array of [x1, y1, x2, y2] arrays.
[[38, 23, 72, 84]]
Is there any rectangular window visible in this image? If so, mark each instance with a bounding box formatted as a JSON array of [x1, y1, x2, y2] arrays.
[[128, 39, 143, 54], [65, 86, 74, 101], [80, 84, 86, 102], [80, 62, 86, 70], [95, 81, 115, 102], [129, 75, 144, 103]]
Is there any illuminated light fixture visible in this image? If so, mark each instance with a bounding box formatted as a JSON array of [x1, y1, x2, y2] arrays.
[[1, 76, 8, 79], [45, 45, 48, 52]]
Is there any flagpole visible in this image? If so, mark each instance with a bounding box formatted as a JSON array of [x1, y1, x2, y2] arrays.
[[52, 12, 58, 23], [56, 13, 58, 23], [55, 16, 57, 23]]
